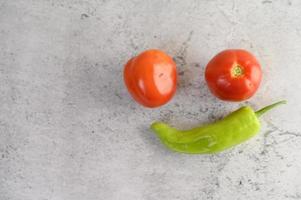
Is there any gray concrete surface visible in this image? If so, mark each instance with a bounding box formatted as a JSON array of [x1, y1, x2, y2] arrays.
[[1, 0, 301, 199]]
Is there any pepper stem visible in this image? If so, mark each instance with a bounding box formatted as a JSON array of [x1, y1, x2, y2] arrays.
[[255, 100, 286, 117]]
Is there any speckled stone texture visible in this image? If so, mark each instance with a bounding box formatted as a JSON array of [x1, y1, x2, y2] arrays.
[[1, 0, 301, 199]]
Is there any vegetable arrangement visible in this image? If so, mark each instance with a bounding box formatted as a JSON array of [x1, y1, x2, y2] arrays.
[[123, 48, 285, 154]]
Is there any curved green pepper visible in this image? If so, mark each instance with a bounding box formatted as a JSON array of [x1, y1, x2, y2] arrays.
[[151, 101, 286, 154]]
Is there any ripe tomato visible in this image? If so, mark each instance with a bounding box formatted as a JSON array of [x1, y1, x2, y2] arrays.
[[124, 49, 177, 108], [205, 49, 262, 101]]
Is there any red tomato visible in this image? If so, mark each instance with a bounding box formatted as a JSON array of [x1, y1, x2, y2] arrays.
[[205, 49, 262, 101], [124, 49, 177, 108]]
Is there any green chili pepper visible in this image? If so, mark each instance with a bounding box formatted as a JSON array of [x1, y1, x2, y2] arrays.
[[151, 100, 286, 154]]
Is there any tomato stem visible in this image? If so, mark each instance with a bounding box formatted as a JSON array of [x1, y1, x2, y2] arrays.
[[231, 64, 244, 77]]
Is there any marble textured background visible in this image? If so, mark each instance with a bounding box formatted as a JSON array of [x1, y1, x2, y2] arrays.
[[1, 0, 301, 199]]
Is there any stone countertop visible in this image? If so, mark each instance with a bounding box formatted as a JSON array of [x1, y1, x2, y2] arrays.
[[1, 0, 301, 199]]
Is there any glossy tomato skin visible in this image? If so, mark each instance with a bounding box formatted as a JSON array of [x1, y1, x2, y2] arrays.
[[205, 49, 262, 101], [124, 49, 177, 108]]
